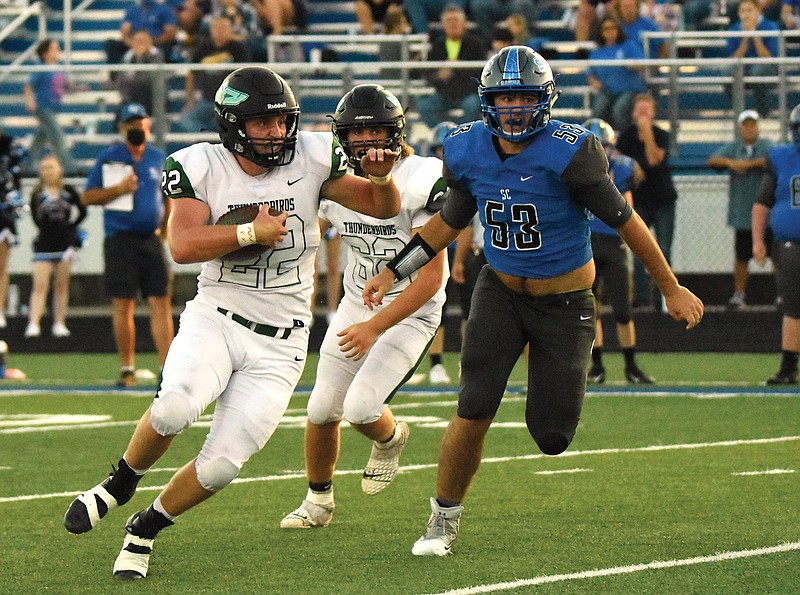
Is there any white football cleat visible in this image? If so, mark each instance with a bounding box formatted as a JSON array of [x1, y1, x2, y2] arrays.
[[280, 499, 334, 529], [362, 421, 409, 495], [113, 532, 155, 580], [428, 363, 451, 384], [411, 497, 464, 557]]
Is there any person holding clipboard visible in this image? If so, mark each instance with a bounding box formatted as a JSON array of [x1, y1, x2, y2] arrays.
[[81, 102, 174, 386]]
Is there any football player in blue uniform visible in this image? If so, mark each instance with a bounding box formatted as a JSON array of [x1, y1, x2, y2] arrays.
[[582, 117, 653, 385], [752, 103, 800, 385], [363, 46, 704, 556]]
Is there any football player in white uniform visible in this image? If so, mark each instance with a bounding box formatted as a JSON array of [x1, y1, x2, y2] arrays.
[[280, 84, 449, 529], [62, 67, 400, 580]]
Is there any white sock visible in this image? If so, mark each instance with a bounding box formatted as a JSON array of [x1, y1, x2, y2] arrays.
[[306, 487, 333, 505], [376, 423, 399, 449], [122, 453, 148, 475], [153, 496, 176, 521]]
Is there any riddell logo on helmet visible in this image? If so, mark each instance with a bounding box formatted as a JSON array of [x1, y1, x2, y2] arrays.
[[268, 102, 287, 109], [355, 115, 374, 120]]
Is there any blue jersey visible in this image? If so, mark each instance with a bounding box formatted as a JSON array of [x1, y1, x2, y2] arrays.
[[444, 120, 593, 279], [85, 143, 167, 238], [767, 144, 800, 242], [589, 153, 635, 237]]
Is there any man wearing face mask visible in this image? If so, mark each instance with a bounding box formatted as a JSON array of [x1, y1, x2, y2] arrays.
[[81, 102, 175, 387]]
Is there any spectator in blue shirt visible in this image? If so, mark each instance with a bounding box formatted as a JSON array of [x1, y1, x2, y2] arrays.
[[616, 0, 664, 57], [587, 15, 647, 130], [23, 38, 76, 174], [727, 0, 780, 116], [106, 0, 178, 67], [81, 103, 174, 387]]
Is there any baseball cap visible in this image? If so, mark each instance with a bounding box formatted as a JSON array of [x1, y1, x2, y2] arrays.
[[119, 102, 149, 123], [737, 109, 759, 125]]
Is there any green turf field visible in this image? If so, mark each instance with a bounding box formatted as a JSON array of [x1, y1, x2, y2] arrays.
[[1, 352, 797, 593]]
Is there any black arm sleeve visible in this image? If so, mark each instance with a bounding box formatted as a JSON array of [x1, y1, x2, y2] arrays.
[[439, 162, 478, 230], [756, 156, 777, 208], [562, 135, 633, 229]]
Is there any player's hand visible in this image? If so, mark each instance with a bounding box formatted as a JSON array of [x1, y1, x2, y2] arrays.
[[252, 204, 288, 248], [362, 268, 396, 310], [360, 147, 399, 179], [337, 320, 380, 361], [663, 285, 704, 330]]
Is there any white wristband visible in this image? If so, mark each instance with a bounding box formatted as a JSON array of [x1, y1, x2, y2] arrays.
[[236, 223, 257, 247], [368, 173, 392, 186]]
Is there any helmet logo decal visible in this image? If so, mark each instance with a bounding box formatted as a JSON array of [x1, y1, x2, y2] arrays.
[[482, 57, 495, 80], [532, 55, 547, 75], [386, 93, 402, 109], [216, 86, 249, 106], [501, 47, 521, 86]]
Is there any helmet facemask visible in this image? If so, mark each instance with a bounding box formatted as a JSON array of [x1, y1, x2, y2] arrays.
[[217, 108, 299, 168], [335, 124, 403, 170]]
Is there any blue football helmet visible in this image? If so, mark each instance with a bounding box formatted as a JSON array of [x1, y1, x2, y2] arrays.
[[478, 45, 559, 141], [429, 120, 457, 153], [582, 117, 616, 158], [790, 103, 800, 149]]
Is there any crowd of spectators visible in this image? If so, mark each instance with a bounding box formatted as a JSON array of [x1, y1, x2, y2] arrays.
[[11, 0, 799, 152]]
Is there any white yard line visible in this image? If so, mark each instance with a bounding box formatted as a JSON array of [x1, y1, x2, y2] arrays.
[[424, 542, 800, 595], [732, 469, 796, 476], [533, 468, 592, 475], [1, 435, 796, 504]]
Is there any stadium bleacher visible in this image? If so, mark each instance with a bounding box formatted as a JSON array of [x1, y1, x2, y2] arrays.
[[3, 0, 799, 175]]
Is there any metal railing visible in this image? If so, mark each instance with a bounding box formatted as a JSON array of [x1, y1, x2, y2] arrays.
[[642, 29, 800, 143], [0, 1, 46, 83]]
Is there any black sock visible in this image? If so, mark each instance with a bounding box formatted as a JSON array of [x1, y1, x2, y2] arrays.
[[430, 354, 442, 366], [129, 505, 174, 539], [780, 350, 799, 373], [436, 496, 461, 508], [623, 348, 636, 369], [591, 347, 603, 367], [309, 481, 332, 493]]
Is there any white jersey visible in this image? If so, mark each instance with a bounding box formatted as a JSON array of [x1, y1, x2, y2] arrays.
[[163, 131, 348, 328], [319, 154, 449, 319]]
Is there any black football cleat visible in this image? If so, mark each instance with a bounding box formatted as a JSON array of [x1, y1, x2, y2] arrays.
[[64, 465, 139, 534], [766, 370, 798, 385], [625, 367, 654, 384], [587, 365, 606, 384], [113, 507, 174, 580]]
